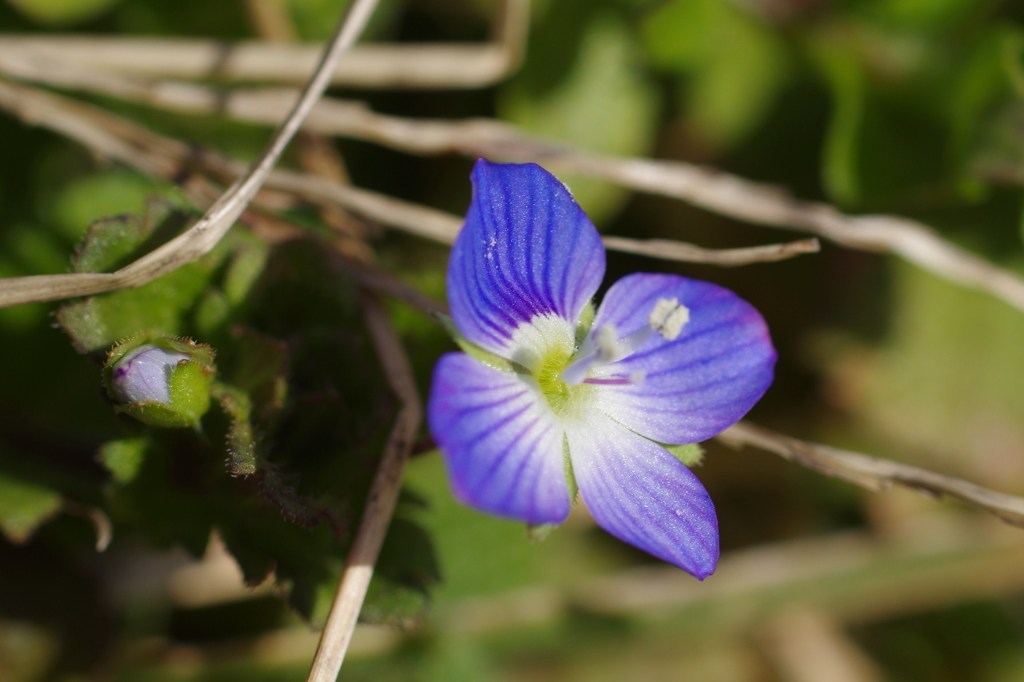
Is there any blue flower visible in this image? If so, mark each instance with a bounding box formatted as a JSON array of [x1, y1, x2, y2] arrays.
[[428, 160, 776, 579]]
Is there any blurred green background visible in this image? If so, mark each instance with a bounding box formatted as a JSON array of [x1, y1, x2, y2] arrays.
[[1, 0, 1024, 680]]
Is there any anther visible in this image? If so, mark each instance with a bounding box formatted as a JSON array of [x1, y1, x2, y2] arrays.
[[648, 298, 689, 340]]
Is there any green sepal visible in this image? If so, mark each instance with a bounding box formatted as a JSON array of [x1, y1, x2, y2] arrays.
[[436, 313, 516, 373], [664, 442, 705, 467], [562, 434, 578, 501], [211, 382, 258, 477], [103, 334, 216, 429], [574, 301, 596, 349], [526, 522, 559, 542]]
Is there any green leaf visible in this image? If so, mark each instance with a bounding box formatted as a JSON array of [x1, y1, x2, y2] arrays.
[[57, 206, 234, 354], [852, 0, 982, 32], [361, 517, 441, 625], [71, 213, 152, 275], [644, 0, 791, 148], [8, 0, 123, 25], [814, 41, 869, 205], [55, 171, 170, 244], [0, 471, 62, 543], [98, 437, 149, 484]]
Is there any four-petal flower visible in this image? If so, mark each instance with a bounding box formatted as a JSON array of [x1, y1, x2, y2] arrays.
[[428, 160, 776, 578]]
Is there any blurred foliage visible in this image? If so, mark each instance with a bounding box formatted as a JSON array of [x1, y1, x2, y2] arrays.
[[1, 0, 1024, 680]]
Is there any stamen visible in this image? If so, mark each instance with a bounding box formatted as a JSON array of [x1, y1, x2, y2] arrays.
[[648, 298, 690, 340], [595, 324, 622, 361], [562, 353, 594, 386], [562, 299, 688, 386], [583, 376, 631, 386], [583, 372, 645, 386]]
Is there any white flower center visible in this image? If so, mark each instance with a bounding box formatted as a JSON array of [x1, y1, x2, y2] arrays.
[[504, 298, 689, 418]]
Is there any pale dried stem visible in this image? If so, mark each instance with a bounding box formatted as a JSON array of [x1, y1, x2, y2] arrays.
[[602, 235, 820, 266], [0, 0, 527, 89], [4, 55, 1020, 313], [307, 293, 421, 681], [757, 610, 884, 682], [718, 422, 1024, 528], [0, 0, 382, 306], [0, 81, 815, 307]]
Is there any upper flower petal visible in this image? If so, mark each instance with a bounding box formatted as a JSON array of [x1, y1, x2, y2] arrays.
[[566, 415, 719, 578], [428, 352, 571, 524], [592, 273, 776, 444], [447, 160, 606, 356]]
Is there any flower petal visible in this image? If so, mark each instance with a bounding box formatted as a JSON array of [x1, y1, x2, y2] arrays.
[[592, 273, 775, 444], [566, 416, 719, 578], [428, 352, 571, 524], [447, 160, 605, 356]]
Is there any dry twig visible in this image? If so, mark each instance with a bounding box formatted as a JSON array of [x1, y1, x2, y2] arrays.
[[307, 293, 422, 681], [0, 0, 528, 89], [718, 422, 1024, 528], [4, 54, 1020, 313], [0, 0, 382, 304], [0, 81, 816, 308]]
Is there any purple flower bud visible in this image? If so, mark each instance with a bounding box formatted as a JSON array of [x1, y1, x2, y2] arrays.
[[109, 345, 189, 405]]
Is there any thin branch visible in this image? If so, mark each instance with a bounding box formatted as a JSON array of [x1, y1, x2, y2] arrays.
[[0, 0, 385, 306], [602, 235, 820, 267], [718, 422, 1024, 529], [5, 58, 1020, 314], [0, 0, 527, 89], [0, 82, 815, 308], [308, 293, 422, 681], [110, 0, 381, 283]]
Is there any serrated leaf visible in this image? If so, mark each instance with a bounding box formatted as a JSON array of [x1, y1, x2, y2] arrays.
[[0, 471, 62, 543], [58, 253, 228, 355], [71, 213, 150, 274], [107, 439, 214, 556]]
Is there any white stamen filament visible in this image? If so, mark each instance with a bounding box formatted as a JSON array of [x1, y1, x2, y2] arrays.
[[562, 297, 690, 386]]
